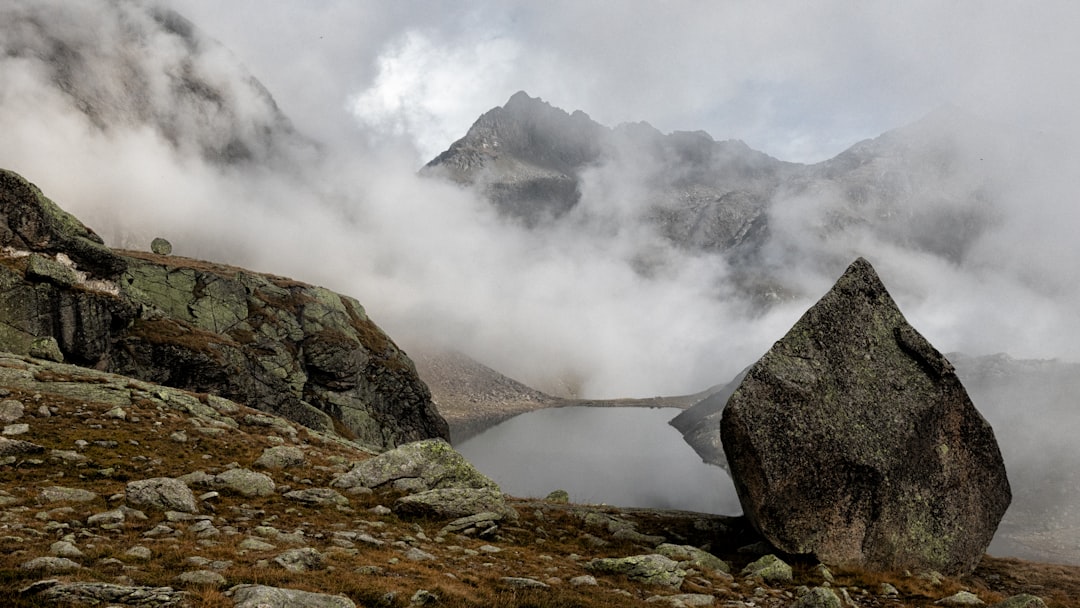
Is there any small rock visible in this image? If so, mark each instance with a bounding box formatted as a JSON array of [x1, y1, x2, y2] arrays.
[[283, 487, 349, 507], [3, 423, 30, 435], [103, 407, 127, 420], [0, 399, 24, 423], [880, 583, 900, 596], [403, 547, 436, 562], [177, 569, 226, 586], [570, 575, 598, 586], [214, 468, 276, 497], [792, 587, 842, 608], [586, 554, 686, 587], [87, 508, 126, 527], [21, 556, 82, 573], [49, 540, 85, 558], [238, 537, 278, 552], [410, 590, 438, 605], [545, 489, 570, 503], [126, 477, 199, 513], [501, 577, 549, 589], [273, 547, 325, 572], [40, 486, 99, 503], [989, 595, 1048, 608], [151, 237, 173, 255], [124, 546, 153, 560], [936, 591, 985, 606], [645, 593, 716, 607], [229, 584, 356, 608], [740, 554, 792, 584], [254, 445, 306, 469]]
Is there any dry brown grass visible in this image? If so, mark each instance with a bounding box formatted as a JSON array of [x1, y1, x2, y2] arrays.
[[3, 381, 1080, 608]]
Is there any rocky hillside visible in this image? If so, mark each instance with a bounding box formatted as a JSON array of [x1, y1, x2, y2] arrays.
[[0, 168, 447, 451], [0, 352, 1075, 608]]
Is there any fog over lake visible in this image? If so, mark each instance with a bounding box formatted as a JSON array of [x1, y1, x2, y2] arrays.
[[456, 406, 741, 514]]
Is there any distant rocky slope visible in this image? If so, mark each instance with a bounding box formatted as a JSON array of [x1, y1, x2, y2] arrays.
[[0, 168, 447, 451]]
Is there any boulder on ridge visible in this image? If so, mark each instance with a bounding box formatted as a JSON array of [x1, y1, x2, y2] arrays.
[[720, 257, 1010, 575]]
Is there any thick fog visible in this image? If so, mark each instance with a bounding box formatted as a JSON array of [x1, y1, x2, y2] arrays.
[[2, 1, 1080, 402]]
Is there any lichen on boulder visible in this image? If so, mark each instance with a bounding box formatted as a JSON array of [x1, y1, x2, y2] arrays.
[[720, 257, 1010, 575]]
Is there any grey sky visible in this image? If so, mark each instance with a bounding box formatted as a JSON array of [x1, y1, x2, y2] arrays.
[[164, 1, 1080, 163]]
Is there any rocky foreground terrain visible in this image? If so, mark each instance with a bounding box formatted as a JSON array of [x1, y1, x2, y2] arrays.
[[1, 352, 1078, 608]]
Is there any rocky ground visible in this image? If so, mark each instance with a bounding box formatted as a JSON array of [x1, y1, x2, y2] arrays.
[[1, 352, 1077, 608]]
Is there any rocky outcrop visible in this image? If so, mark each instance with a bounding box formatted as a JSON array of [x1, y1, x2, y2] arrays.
[[0, 168, 448, 451], [720, 258, 1010, 575], [332, 438, 515, 521]]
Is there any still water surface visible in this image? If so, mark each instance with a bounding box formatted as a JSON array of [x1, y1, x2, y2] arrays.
[[456, 406, 741, 514]]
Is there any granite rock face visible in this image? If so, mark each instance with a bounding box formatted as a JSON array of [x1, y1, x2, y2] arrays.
[[0, 168, 448, 451], [720, 257, 1010, 575]]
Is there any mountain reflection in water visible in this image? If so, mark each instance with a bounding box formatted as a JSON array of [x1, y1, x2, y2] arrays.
[[456, 406, 741, 514]]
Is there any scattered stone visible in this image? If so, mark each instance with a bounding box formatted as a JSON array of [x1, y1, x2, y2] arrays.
[[440, 511, 505, 537], [936, 591, 986, 606], [20, 556, 82, 574], [989, 595, 1047, 608], [49, 540, 85, 559], [126, 478, 199, 513], [3, 423, 30, 435], [501, 577, 549, 589], [229, 584, 356, 608], [332, 439, 497, 493], [0, 436, 45, 457], [586, 554, 686, 587], [254, 445, 306, 469], [125, 546, 153, 561], [40, 486, 99, 503], [740, 555, 792, 584], [656, 544, 730, 574], [720, 258, 1010, 575], [410, 589, 438, 605], [176, 570, 226, 587], [0, 399, 24, 423], [645, 593, 716, 607], [150, 237, 173, 255], [404, 547, 436, 562], [214, 468, 276, 497], [283, 487, 349, 507], [570, 575, 598, 586], [273, 547, 325, 572], [394, 487, 513, 520], [545, 489, 570, 503], [880, 583, 900, 596], [238, 537, 278, 552], [19, 580, 189, 607], [103, 406, 127, 420], [87, 508, 126, 527], [792, 587, 842, 608]]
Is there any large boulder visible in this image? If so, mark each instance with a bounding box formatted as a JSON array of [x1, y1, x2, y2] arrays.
[[331, 439, 498, 493], [720, 257, 1010, 575]]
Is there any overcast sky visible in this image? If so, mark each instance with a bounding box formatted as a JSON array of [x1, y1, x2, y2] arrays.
[[164, 1, 1080, 164]]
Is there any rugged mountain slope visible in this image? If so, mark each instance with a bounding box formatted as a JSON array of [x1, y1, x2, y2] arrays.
[[0, 1, 313, 167], [424, 91, 797, 253], [0, 168, 447, 450]]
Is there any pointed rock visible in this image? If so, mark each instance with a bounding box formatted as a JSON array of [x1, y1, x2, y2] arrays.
[[720, 258, 1010, 575]]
